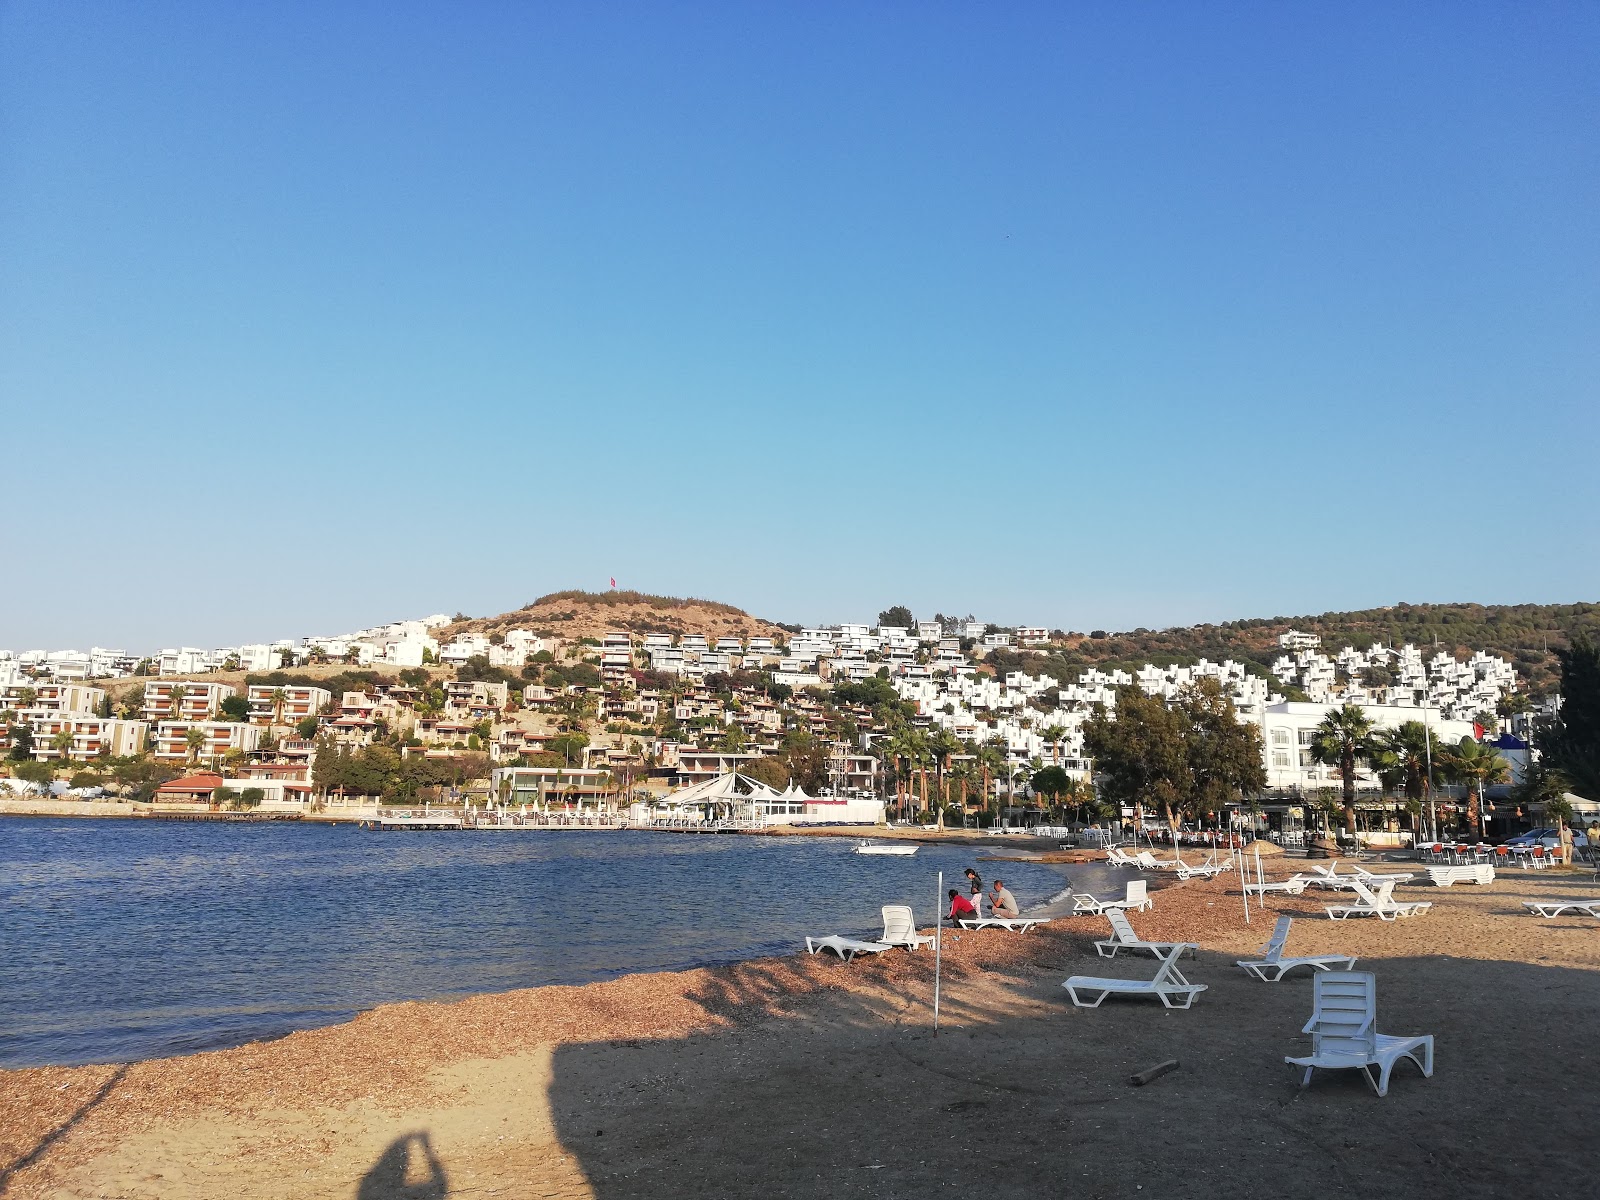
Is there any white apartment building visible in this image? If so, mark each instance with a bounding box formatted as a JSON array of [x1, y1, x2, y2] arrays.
[[244, 685, 332, 727], [439, 635, 491, 665], [153, 720, 264, 761], [1255, 701, 1475, 793], [1278, 630, 1323, 650], [143, 681, 236, 722], [24, 714, 148, 760], [2, 683, 107, 714]]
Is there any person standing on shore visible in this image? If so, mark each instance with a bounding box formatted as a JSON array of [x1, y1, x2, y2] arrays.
[[991, 879, 1019, 918], [964, 867, 983, 898]]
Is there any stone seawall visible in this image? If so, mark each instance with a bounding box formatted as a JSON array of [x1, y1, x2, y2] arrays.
[[0, 798, 141, 819]]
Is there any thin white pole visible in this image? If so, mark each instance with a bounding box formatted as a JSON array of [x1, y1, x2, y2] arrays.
[[1239, 830, 1251, 924], [933, 870, 943, 1037]]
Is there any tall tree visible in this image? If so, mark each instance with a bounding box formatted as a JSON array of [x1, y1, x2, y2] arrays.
[[1308, 703, 1375, 833], [184, 726, 206, 766], [1042, 724, 1067, 765], [1543, 633, 1600, 799], [1372, 721, 1434, 828], [877, 605, 915, 630], [1082, 686, 1191, 831], [1436, 736, 1509, 838], [1181, 679, 1266, 826]]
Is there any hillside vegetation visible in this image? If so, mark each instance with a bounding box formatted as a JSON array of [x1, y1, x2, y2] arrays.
[[995, 602, 1599, 695], [445, 590, 788, 643]]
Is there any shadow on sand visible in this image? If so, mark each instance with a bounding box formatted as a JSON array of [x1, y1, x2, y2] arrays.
[[0, 1063, 128, 1193], [538, 940, 1600, 1200], [356, 1132, 448, 1200]]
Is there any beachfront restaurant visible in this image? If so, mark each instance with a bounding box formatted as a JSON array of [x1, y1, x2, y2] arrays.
[[632, 771, 884, 826]]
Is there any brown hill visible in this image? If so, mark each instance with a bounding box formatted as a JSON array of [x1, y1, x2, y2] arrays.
[[443, 590, 788, 644]]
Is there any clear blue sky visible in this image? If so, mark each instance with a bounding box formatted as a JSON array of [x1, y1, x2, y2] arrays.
[[3, 2, 1596, 649]]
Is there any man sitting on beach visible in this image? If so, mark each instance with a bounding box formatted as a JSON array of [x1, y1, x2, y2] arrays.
[[990, 879, 1019, 918], [946, 889, 978, 924]]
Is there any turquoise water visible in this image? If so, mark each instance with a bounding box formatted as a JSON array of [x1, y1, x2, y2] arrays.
[[0, 819, 1077, 1068]]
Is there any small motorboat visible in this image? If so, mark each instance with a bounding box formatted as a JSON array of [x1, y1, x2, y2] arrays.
[[854, 840, 918, 856]]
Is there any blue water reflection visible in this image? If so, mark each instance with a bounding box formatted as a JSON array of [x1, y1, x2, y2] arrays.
[[0, 819, 1073, 1067]]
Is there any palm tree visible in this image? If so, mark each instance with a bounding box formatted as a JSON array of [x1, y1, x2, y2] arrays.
[[184, 726, 206, 767], [168, 684, 188, 722], [1372, 721, 1434, 836], [51, 729, 75, 765], [270, 688, 287, 728], [1308, 703, 1375, 834], [1042, 724, 1067, 765], [927, 729, 961, 811], [1436, 737, 1509, 839]]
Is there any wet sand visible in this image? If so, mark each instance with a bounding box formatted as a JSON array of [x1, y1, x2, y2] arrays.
[[3, 864, 1598, 1199]]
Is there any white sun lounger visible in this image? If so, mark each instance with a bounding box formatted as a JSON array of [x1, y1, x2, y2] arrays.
[[1174, 855, 1230, 880], [1284, 971, 1434, 1097], [805, 935, 893, 963], [1064, 942, 1206, 1009], [958, 894, 1050, 933], [1306, 863, 1415, 891], [1325, 878, 1432, 921], [1093, 908, 1196, 959], [1245, 874, 1312, 898], [1135, 850, 1179, 870], [879, 905, 936, 950], [1426, 864, 1495, 887], [1236, 915, 1357, 982], [1105, 847, 1140, 867], [1522, 898, 1600, 919], [1072, 878, 1152, 915]]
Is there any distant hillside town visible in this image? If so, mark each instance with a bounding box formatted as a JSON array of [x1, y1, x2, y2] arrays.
[[1, 600, 1560, 837]]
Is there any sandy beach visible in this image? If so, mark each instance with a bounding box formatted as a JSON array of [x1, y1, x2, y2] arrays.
[[4, 862, 1598, 1200]]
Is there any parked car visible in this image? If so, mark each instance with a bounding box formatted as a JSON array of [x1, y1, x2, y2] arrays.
[[1502, 828, 1561, 850]]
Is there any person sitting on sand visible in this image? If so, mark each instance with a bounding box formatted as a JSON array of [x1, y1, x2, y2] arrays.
[[947, 889, 978, 923], [990, 880, 1019, 918]]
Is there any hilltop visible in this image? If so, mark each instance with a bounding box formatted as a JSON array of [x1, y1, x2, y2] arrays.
[[992, 601, 1599, 695], [442, 590, 789, 644]]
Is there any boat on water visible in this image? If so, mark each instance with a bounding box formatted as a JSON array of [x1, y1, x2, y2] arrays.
[[854, 840, 918, 856]]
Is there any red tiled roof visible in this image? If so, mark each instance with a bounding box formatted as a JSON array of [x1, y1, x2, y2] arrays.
[[157, 773, 224, 793]]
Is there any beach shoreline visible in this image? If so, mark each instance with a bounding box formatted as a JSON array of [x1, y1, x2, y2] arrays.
[[4, 865, 1598, 1199]]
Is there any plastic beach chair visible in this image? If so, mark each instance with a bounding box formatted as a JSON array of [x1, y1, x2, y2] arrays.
[[804, 935, 893, 963], [1284, 971, 1434, 1097], [1236, 915, 1356, 982], [1094, 908, 1195, 959], [1063, 942, 1206, 1010], [879, 905, 936, 950]]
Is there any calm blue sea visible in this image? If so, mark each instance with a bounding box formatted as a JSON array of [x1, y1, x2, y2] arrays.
[[0, 818, 1084, 1068]]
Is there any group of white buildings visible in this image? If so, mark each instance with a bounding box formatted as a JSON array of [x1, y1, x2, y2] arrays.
[[1269, 629, 1517, 721], [2, 609, 1543, 811]]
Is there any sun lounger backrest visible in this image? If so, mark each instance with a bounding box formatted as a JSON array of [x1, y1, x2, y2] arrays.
[[1305, 971, 1377, 1058], [1260, 915, 1292, 961], [881, 905, 915, 942], [1105, 909, 1139, 943], [1125, 879, 1148, 907]]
